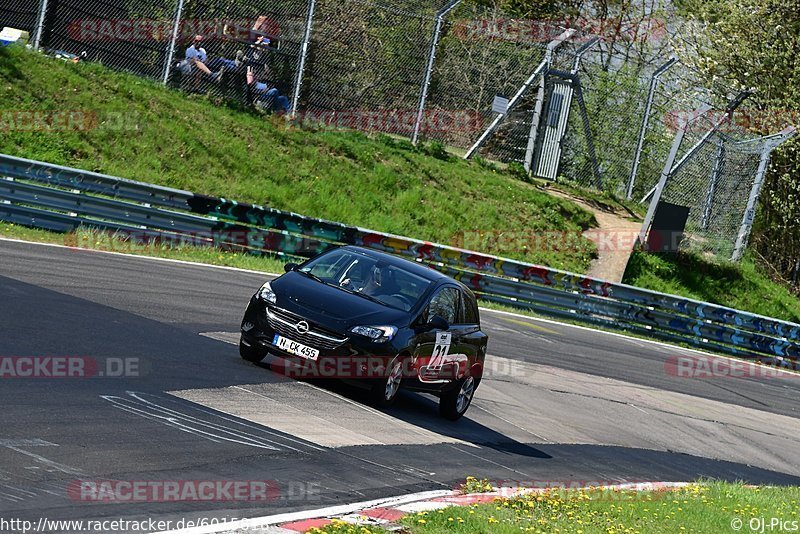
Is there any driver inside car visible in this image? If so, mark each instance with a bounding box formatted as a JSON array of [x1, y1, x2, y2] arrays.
[[342, 262, 399, 298]]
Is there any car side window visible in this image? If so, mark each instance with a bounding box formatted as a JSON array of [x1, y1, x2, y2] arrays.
[[427, 287, 460, 325], [461, 291, 479, 325]]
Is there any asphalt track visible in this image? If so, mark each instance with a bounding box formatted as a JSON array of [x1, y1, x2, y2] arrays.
[[1, 238, 799, 532]]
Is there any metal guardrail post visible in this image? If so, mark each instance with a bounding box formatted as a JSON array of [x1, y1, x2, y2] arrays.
[[463, 29, 575, 160], [732, 127, 796, 261], [290, 0, 317, 120], [32, 0, 49, 50], [626, 57, 677, 200], [162, 0, 185, 86], [411, 0, 462, 146], [700, 138, 725, 230]]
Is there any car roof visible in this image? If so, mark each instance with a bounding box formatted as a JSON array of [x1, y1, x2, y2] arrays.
[[339, 245, 452, 283]]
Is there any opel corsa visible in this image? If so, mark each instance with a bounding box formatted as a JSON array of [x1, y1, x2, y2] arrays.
[[239, 246, 488, 420]]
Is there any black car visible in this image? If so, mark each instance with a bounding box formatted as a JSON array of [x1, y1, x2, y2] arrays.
[[239, 246, 488, 420]]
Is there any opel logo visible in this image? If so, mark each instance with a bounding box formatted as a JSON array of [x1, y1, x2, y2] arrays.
[[295, 321, 310, 335]]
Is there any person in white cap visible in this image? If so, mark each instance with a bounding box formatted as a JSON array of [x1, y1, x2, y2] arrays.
[[181, 35, 223, 81]]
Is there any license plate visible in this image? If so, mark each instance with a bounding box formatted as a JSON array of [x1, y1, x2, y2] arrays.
[[273, 334, 319, 361]]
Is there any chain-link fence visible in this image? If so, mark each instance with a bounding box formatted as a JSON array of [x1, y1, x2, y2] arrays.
[[13, 0, 797, 262], [0, 0, 39, 37], [295, 0, 436, 136], [419, 2, 549, 149], [640, 110, 795, 261]]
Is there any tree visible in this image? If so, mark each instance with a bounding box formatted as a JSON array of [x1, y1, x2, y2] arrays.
[[675, 0, 800, 279]]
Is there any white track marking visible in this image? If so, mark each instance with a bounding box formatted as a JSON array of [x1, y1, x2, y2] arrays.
[[0, 236, 278, 276], [100, 391, 322, 452], [0, 441, 84, 476], [470, 401, 551, 443], [199, 332, 239, 345]]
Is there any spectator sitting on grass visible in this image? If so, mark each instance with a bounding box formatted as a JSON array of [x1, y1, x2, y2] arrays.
[[180, 35, 223, 81], [246, 64, 290, 114]]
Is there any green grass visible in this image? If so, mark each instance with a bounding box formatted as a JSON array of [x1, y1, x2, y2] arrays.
[[398, 482, 800, 534], [0, 45, 597, 273], [306, 482, 800, 533], [623, 251, 800, 323]]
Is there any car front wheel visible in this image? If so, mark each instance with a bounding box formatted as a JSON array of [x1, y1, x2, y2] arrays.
[[439, 376, 477, 421], [370, 356, 404, 408], [239, 339, 264, 363]]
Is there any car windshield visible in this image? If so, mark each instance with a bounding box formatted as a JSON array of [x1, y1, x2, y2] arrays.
[[299, 249, 433, 312]]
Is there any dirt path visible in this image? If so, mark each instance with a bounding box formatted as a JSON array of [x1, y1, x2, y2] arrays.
[[549, 189, 643, 283]]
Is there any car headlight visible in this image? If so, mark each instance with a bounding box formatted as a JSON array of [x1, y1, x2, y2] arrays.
[[349, 325, 398, 343], [257, 281, 277, 304]]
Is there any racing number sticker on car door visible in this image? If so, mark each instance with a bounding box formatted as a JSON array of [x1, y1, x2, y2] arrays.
[[429, 332, 452, 370]]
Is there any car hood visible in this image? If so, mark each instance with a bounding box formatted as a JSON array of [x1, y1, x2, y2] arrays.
[[270, 272, 410, 331]]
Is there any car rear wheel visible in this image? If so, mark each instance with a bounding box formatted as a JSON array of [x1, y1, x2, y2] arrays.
[[239, 339, 264, 363], [370, 356, 404, 408], [439, 376, 477, 421]]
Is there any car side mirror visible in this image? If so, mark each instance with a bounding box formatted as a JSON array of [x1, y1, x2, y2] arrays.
[[284, 262, 299, 273], [426, 315, 449, 332]]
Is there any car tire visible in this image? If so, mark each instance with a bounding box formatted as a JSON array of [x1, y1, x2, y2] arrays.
[[239, 339, 264, 363], [439, 376, 477, 421], [370, 355, 405, 408]]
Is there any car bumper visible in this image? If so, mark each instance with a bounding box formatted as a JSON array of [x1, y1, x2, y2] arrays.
[[240, 298, 465, 393]]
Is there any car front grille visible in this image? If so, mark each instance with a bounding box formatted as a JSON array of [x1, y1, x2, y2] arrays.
[[266, 306, 349, 350]]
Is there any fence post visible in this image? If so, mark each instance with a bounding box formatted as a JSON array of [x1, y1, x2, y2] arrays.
[[412, 0, 462, 146], [162, 0, 185, 85], [573, 80, 603, 189], [522, 58, 549, 173], [699, 138, 725, 230], [731, 127, 796, 262], [32, 0, 49, 50], [638, 114, 690, 246], [626, 57, 677, 200], [464, 29, 574, 160], [290, 0, 317, 120]]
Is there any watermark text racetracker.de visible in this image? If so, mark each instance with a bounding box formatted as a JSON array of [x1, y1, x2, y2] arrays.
[[0, 356, 144, 379], [665, 355, 798, 380], [453, 16, 667, 44], [0, 110, 141, 133], [0, 516, 291, 534], [67, 18, 278, 43], [67, 479, 291, 502], [294, 109, 484, 134], [470, 479, 681, 500]]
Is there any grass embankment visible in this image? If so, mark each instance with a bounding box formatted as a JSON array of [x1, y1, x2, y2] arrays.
[[310, 481, 800, 534], [623, 251, 800, 323], [0, 45, 596, 273]]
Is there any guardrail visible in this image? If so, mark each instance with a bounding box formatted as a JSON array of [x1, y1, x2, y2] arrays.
[[1, 152, 798, 370]]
